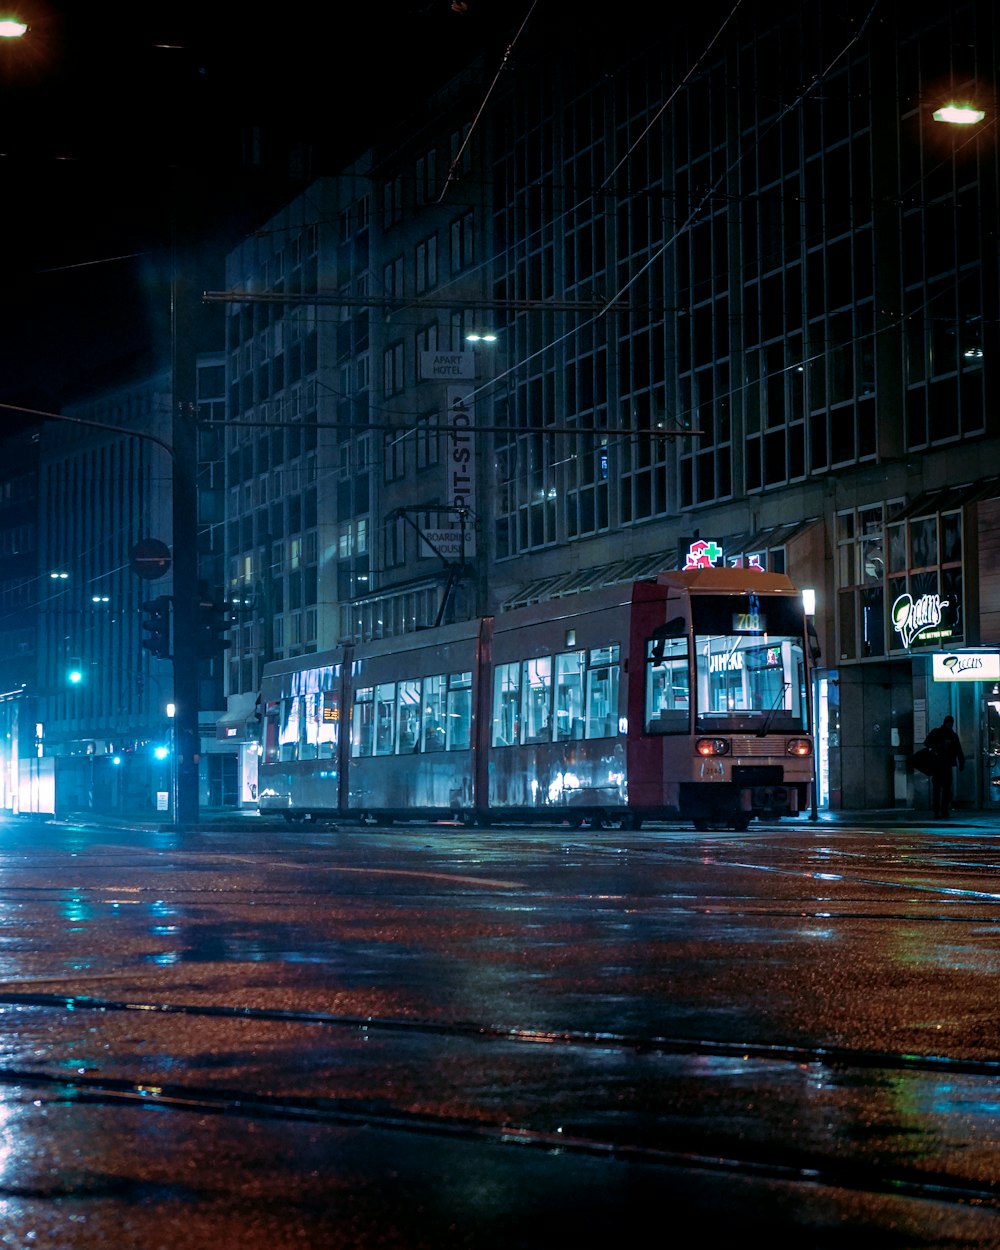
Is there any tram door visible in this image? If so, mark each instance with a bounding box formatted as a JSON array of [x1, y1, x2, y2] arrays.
[[985, 692, 1000, 809]]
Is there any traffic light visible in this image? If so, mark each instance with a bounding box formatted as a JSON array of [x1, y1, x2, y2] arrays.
[[142, 596, 172, 659], [197, 595, 233, 659], [67, 658, 84, 686]]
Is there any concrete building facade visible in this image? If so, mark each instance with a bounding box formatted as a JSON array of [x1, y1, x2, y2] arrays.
[[223, 1, 1000, 813]]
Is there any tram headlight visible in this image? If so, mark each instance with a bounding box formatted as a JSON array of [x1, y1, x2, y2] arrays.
[[695, 737, 730, 757], [786, 737, 813, 757]]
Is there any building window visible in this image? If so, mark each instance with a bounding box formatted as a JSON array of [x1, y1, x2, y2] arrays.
[[383, 431, 405, 482], [383, 342, 405, 397], [383, 256, 403, 299], [416, 150, 437, 203], [416, 412, 439, 470], [382, 175, 403, 229], [450, 123, 473, 176], [885, 505, 964, 654], [450, 211, 474, 273], [448, 309, 475, 351], [384, 516, 406, 568], [415, 234, 438, 295], [833, 501, 940, 662]]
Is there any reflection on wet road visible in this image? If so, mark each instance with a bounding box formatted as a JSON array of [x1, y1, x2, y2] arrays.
[[0, 816, 993, 1245]]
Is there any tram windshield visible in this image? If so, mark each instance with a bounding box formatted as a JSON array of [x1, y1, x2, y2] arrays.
[[645, 593, 810, 735], [693, 594, 808, 733]]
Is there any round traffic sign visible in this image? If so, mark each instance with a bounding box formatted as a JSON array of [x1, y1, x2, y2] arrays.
[[130, 538, 172, 580]]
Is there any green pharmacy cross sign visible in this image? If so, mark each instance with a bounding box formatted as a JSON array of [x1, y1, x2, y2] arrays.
[[683, 539, 724, 569]]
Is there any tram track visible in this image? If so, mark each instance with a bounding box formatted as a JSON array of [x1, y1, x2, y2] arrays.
[[0, 996, 994, 1213], [0, 987, 998, 1079]]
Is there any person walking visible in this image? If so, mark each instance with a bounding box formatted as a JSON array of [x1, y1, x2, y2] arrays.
[[924, 715, 965, 819]]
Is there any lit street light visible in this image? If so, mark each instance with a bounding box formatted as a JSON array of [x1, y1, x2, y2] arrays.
[[933, 102, 987, 125]]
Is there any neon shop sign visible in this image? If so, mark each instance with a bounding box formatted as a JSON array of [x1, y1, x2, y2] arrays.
[[891, 592, 952, 649], [682, 539, 769, 571]]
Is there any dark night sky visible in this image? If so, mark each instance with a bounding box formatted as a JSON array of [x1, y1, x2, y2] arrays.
[[0, 0, 508, 420]]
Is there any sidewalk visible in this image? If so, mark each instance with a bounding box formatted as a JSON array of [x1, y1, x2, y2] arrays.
[[805, 807, 1000, 829], [46, 806, 1000, 833]]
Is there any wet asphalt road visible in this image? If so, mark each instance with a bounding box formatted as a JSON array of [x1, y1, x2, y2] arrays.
[[0, 812, 996, 1247]]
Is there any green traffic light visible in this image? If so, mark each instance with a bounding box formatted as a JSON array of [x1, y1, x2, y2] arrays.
[[68, 669, 83, 684]]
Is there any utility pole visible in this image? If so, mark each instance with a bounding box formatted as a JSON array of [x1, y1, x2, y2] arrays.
[[170, 181, 201, 826]]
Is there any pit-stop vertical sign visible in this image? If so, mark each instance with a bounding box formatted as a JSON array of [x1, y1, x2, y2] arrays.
[[446, 386, 476, 557]]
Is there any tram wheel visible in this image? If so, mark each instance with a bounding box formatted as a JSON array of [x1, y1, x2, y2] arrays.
[[731, 815, 751, 831]]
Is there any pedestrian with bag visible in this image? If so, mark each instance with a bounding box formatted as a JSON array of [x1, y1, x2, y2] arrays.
[[924, 715, 965, 819]]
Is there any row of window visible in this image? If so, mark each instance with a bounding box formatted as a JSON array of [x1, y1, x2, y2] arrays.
[[492, 647, 620, 747], [353, 671, 472, 757], [836, 502, 965, 660], [381, 126, 472, 228], [267, 646, 624, 763], [379, 213, 476, 299]]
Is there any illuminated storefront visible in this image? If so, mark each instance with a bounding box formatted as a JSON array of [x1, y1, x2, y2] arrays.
[[829, 483, 1000, 812]]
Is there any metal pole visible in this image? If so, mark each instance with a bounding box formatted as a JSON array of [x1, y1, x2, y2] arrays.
[[170, 177, 201, 827], [809, 668, 819, 822]]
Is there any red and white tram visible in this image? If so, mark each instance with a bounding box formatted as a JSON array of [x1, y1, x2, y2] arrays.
[[258, 567, 815, 830]]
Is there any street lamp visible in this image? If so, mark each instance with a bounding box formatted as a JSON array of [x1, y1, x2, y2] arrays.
[[0, 17, 27, 38], [803, 588, 820, 822], [933, 103, 986, 125]]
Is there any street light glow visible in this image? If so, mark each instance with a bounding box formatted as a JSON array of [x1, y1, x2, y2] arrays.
[[0, 18, 27, 38], [933, 103, 986, 125]]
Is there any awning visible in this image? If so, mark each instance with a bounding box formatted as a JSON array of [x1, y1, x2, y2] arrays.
[[215, 692, 260, 742], [501, 520, 822, 611], [502, 552, 673, 610], [725, 517, 822, 561], [888, 476, 1000, 522]]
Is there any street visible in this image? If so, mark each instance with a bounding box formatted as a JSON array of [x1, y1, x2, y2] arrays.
[[0, 812, 995, 1247]]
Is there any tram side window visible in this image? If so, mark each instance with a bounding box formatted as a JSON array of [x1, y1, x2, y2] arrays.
[[446, 671, 472, 750], [554, 652, 585, 741], [645, 637, 689, 734], [585, 645, 620, 739], [375, 682, 396, 755], [492, 662, 520, 746], [396, 678, 421, 753], [521, 656, 552, 743], [352, 686, 374, 757], [278, 696, 301, 762], [422, 674, 447, 751], [318, 692, 339, 757], [263, 704, 279, 763], [299, 691, 320, 760]]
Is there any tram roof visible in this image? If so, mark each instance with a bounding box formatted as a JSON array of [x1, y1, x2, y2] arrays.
[[655, 567, 801, 595]]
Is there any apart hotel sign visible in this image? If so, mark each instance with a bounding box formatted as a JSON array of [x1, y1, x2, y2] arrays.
[[420, 351, 474, 380]]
